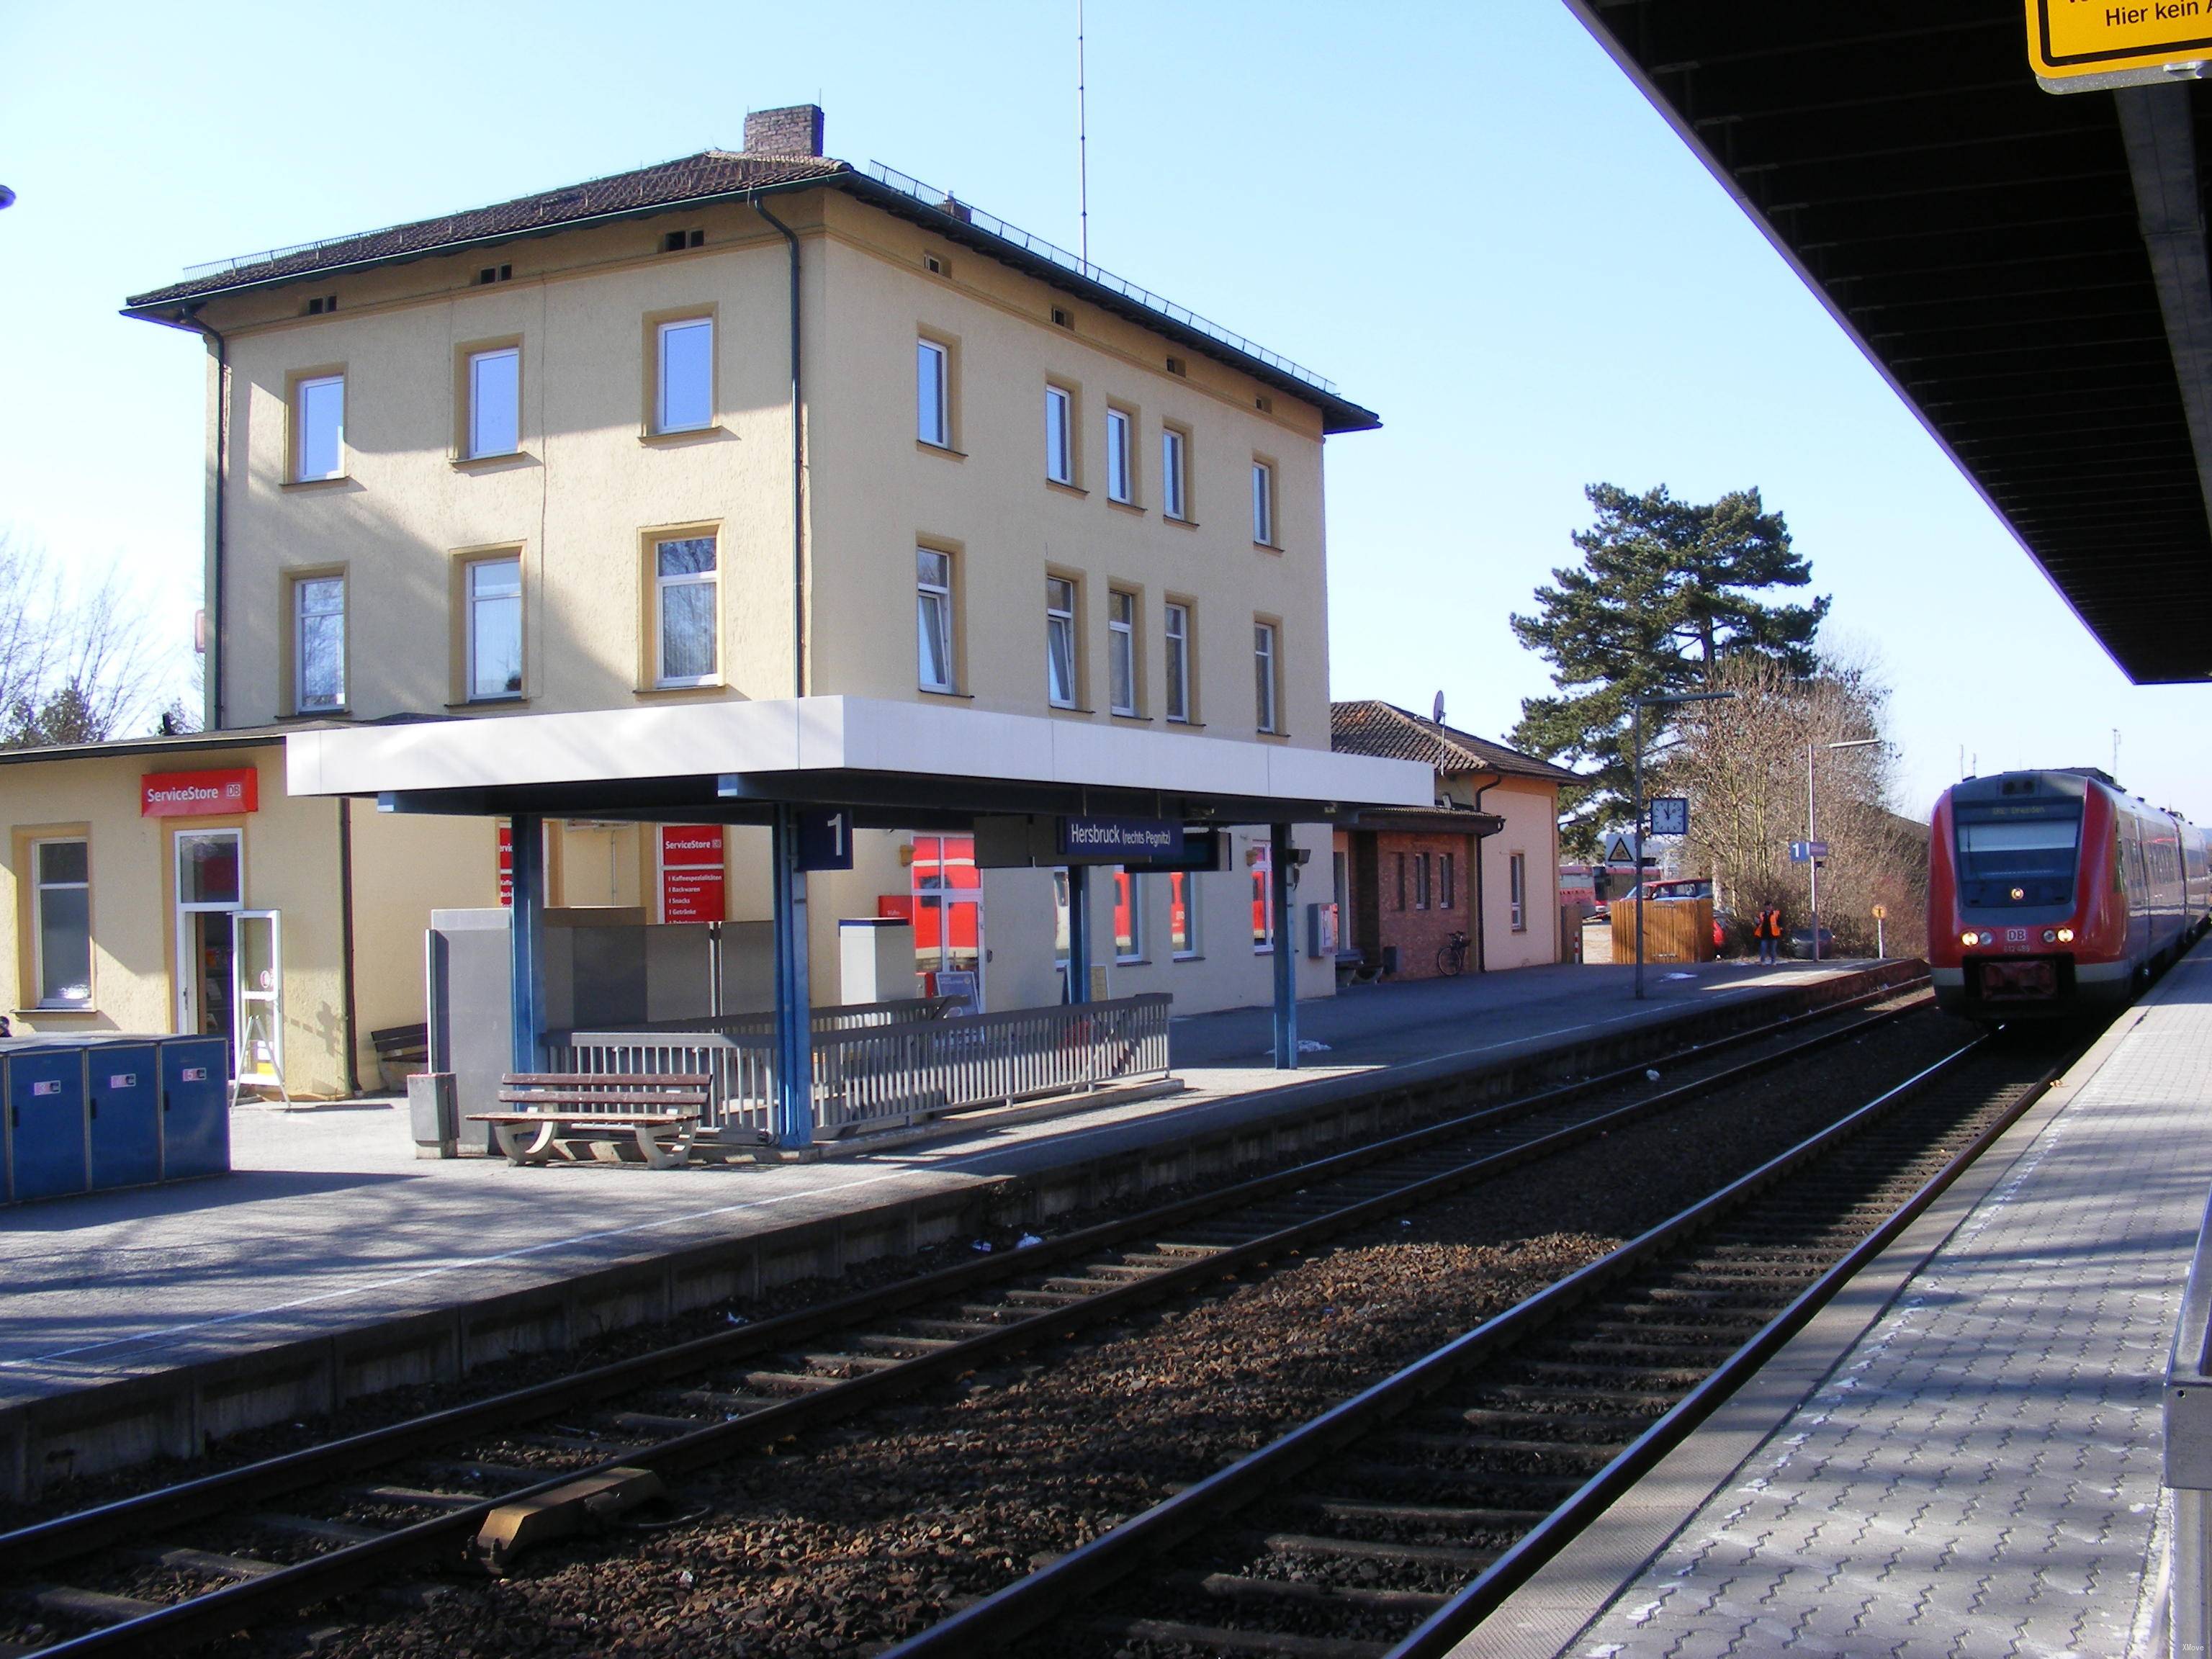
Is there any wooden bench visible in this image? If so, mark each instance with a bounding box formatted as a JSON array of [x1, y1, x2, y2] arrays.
[[470, 1073, 711, 1169]]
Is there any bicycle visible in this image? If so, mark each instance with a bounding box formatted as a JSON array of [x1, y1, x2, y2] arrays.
[[1436, 930, 1470, 977]]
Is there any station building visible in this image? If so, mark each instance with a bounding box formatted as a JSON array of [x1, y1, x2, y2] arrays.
[[1328, 701, 1575, 977], [0, 107, 1415, 1100]]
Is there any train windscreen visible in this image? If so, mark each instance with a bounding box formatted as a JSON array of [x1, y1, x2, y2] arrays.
[[1954, 807, 2081, 906]]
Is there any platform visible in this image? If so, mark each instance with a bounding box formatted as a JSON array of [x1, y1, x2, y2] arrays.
[[0, 957, 1892, 1496], [1462, 938, 2212, 1658]]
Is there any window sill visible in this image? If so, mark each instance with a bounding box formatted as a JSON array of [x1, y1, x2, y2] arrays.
[[1166, 717, 1206, 730], [1117, 957, 1148, 967], [17, 1006, 99, 1018], [1048, 701, 1097, 716], [1172, 953, 1202, 963], [1255, 729, 1292, 742], [1254, 541, 1284, 554], [282, 475, 353, 493], [639, 425, 729, 447], [277, 709, 351, 722], [1106, 498, 1146, 516], [445, 696, 529, 710], [1166, 515, 1200, 531], [450, 450, 535, 473], [636, 682, 726, 698], [918, 685, 975, 700], [917, 439, 967, 459], [1045, 478, 1088, 498]]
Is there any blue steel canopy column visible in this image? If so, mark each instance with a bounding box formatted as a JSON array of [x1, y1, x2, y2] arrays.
[[507, 814, 546, 1074], [1270, 821, 1297, 1069], [1064, 864, 1092, 1004], [769, 803, 814, 1149]]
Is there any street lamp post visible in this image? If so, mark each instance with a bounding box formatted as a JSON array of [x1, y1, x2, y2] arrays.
[[1807, 737, 1881, 963], [1629, 689, 1735, 1000]]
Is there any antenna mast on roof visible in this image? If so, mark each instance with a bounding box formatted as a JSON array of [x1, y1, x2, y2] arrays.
[[1076, 0, 1089, 266]]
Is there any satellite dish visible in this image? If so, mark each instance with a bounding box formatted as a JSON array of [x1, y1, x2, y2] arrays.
[[1431, 691, 1445, 724]]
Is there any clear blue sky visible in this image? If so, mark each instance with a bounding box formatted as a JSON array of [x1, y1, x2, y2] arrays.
[[3, 0, 2203, 821]]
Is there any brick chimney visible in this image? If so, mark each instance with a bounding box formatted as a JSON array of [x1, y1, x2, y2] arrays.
[[745, 105, 825, 158]]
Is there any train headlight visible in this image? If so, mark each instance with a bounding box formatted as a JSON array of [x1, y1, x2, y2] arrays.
[[2011, 886, 2026, 900], [1961, 931, 1978, 947], [2057, 927, 2075, 943], [2042, 929, 2056, 943]]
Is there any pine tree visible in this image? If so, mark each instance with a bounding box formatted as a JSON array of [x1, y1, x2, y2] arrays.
[[1509, 484, 1828, 855]]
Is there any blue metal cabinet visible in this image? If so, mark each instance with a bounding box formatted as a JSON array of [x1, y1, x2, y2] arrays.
[[86, 1042, 161, 1192], [158, 1037, 230, 1182], [6, 1048, 89, 1202]]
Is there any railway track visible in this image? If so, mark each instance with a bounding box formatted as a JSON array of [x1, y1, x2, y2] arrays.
[[0, 986, 1932, 1655], [886, 1029, 2074, 1659]]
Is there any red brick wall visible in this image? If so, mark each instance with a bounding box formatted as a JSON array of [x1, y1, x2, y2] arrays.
[[1370, 830, 1478, 977]]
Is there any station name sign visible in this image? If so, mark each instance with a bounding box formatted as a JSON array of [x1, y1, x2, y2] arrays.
[[2027, 0, 2212, 90], [1057, 816, 1185, 860], [141, 767, 258, 818]]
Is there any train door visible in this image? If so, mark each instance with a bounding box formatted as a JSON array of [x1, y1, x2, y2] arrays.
[[911, 835, 984, 1006]]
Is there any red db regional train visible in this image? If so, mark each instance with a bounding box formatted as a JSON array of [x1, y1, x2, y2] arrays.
[[1929, 768, 2211, 1020]]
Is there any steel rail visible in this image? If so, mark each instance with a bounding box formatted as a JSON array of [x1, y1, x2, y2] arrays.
[[1382, 1044, 2065, 1657], [3, 980, 1918, 1575], [7, 987, 1927, 1656], [878, 1037, 1994, 1659]]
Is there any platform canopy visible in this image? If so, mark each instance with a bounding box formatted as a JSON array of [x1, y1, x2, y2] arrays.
[[284, 695, 1434, 825], [1573, 1, 2212, 684]]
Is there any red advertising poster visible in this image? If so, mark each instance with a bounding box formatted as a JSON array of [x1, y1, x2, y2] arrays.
[[141, 767, 258, 818], [660, 825, 726, 923], [497, 823, 513, 907]]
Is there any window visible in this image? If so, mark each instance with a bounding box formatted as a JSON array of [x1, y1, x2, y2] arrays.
[[1161, 427, 1189, 521], [917, 548, 956, 692], [1252, 842, 1274, 952], [1251, 459, 1275, 544], [1169, 870, 1200, 958], [294, 575, 346, 711], [917, 338, 950, 447], [655, 318, 714, 433], [655, 535, 718, 685], [1510, 852, 1528, 932], [1115, 868, 1143, 961], [1164, 601, 1192, 724], [1105, 408, 1133, 503], [467, 347, 520, 459], [1413, 852, 1431, 911], [465, 556, 523, 700], [1046, 576, 1079, 707], [294, 374, 344, 482], [1254, 621, 1280, 733], [1107, 589, 1138, 716], [1440, 853, 1456, 912], [31, 838, 90, 1009], [1045, 385, 1074, 483]]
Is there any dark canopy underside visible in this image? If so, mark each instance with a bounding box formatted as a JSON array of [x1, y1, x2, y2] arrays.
[[1578, 1, 2212, 684]]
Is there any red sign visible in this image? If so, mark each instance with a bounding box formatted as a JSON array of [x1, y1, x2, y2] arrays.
[[498, 823, 513, 907], [661, 825, 726, 923], [142, 767, 258, 818]]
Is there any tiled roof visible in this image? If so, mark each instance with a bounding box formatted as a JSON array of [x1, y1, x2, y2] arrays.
[[125, 152, 850, 309], [1330, 700, 1581, 785], [122, 145, 1380, 433]]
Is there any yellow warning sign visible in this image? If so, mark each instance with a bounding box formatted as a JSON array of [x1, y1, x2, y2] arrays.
[[2028, 0, 2212, 89]]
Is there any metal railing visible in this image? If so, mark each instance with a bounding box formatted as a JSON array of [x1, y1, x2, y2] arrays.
[[554, 993, 1172, 1142], [554, 995, 961, 1043], [863, 162, 1340, 396]]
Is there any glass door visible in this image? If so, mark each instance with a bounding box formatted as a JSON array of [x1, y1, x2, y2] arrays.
[[174, 828, 244, 1056], [912, 835, 984, 1009], [231, 910, 284, 1092]]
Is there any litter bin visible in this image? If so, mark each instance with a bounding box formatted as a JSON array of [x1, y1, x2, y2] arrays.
[[158, 1036, 230, 1182], [87, 1040, 162, 1192], [5, 1044, 89, 1202], [408, 1071, 459, 1159]]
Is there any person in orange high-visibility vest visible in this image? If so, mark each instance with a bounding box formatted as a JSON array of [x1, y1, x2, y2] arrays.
[[1755, 904, 1785, 966]]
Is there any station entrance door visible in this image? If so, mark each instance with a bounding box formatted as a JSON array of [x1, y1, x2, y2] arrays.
[[911, 835, 984, 1008]]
